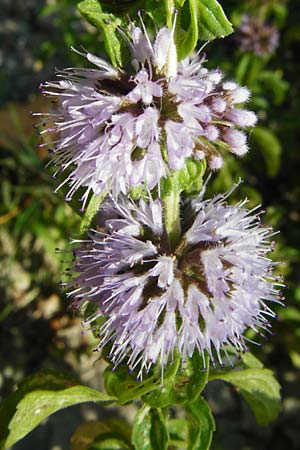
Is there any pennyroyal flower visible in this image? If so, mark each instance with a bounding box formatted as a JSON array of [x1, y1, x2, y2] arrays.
[[65, 185, 283, 377], [37, 24, 257, 208], [238, 14, 279, 56]]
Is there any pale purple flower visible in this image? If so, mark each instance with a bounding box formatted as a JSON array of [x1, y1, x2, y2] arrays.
[[37, 25, 257, 207], [238, 14, 279, 56], [65, 186, 283, 377]]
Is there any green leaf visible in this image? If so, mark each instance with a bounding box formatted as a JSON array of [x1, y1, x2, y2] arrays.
[[182, 158, 207, 195], [177, 0, 199, 60], [104, 358, 180, 405], [251, 126, 282, 178], [161, 159, 206, 197], [80, 193, 106, 234], [185, 396, 215, 450], [132, 406, 169, 450], [197, 0, 233, 41], [177, 0, 232, 59], [241, 352, 264, 369], [78, 0, 123, 67], [235, 53, 252, 85], [209, 364, 281, 426], [143, 352, 209, 408], [0, 370, 116, 449], [167, 418, 188, 448]]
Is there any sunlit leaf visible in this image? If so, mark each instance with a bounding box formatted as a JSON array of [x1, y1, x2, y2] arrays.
[[0, 371, 116, 449], [209, 363, 281, 426], [197, 0, 233, 40], [78, 0, 123, 67]]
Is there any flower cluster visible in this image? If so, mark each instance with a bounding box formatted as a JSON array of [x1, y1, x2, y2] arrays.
[[238, 14, 279, 56], [38, 25, 257, 207], [65, 188, 282, 377]]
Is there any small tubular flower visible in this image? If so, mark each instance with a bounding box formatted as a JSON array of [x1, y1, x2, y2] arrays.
[[65, 187, 283, 377], [37, 25, 257, 207]]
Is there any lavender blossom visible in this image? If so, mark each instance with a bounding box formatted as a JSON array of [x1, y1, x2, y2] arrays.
[[65, 186, 283, 377], [37, 25, 257, 207]]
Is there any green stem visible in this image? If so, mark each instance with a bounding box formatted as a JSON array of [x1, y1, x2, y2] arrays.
[[164, 0, 174, 28], [163, 190, 181, 251]]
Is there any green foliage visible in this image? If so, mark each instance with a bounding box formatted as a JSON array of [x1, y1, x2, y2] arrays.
[[132, 405, 169, 450], [196, 0, 233, 40], [185, 396, 215, 450], [251, 126, 282, 178], [78, 0, 124, 67], [78, 0, 232, 65], [161, 159, 206, 197], [166, 418, 188, 448], [176, 0, 233, 59], [1, 0, 298, 448], [0, 371, 116, 449], [209, 354, 281, 426], [259, 70, 289, 105], [80, 193, 107, 234], [143, 352, 209, 408], [177, 0, 200, 60], [104, 358, 180, 405]]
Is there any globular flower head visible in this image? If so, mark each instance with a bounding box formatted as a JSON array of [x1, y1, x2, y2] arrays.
[[37, 24, 257, 208], [238, 14, 279, 56], [65, 186, 283, 377]]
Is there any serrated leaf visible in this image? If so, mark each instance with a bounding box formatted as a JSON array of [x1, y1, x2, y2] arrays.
[[209, 365, 281, 426], [197, 0, 233, 40], [185, 396, 215, 450], [0, 370, 116, 449], [177, 0, 232, 59], [80, 193, 106, 234], [78, 0, 123, 67], [132, 406, 168, 450], [251, 126, 282, 178]]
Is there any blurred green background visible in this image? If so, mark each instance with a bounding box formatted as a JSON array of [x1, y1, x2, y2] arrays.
[[0, 0, 299, 449]]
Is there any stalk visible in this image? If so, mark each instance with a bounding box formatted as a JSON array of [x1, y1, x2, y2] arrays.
[[163, 189, 181, 251]]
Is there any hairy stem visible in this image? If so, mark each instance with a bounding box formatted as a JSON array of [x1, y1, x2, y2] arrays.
[[163, 190, 181, 251]]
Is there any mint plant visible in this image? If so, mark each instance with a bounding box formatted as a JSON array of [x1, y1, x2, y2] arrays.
[[0, 2, 284, 449]]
